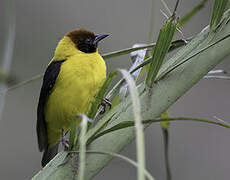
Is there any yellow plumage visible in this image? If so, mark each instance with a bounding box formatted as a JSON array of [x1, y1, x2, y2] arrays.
[[37, 29, 108, 166], [45, 36, 106, 147]]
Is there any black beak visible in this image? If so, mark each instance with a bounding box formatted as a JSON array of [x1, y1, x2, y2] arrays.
[[93, 34, 109, 45]]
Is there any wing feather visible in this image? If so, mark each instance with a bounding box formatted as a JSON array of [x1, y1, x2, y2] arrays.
[[36, 60, 65, 151]]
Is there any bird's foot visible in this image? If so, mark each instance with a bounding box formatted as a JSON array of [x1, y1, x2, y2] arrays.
[[99, 98, 112, 114], [61, 128, 69, 150]]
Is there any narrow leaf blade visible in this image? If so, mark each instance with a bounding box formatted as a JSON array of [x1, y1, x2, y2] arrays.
[[119, 69, 145, 180], [210, 0, 228, 31], [146, 16, 177, 87], [91, 117, 230, 141], [88, 71, 118, 119]]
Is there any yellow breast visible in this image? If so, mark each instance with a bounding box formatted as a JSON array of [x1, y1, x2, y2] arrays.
[[45, 52, 106, 147]]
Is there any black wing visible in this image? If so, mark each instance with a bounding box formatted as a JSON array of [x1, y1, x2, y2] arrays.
[[36, 60, 65, 151]]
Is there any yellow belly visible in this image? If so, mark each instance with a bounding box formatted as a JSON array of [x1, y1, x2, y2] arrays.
[[44, 52, 106, 147]]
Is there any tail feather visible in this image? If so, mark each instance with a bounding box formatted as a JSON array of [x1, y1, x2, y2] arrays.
[[41, 144, 59, 167]]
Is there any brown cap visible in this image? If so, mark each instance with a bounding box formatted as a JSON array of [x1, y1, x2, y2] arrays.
[[66, 29, 95, 45]]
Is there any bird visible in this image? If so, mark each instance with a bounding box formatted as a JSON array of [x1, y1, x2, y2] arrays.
[[36, 29, 109, 167]]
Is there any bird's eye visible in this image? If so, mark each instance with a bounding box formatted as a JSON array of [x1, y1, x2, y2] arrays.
[[85, 38, 91, 44]]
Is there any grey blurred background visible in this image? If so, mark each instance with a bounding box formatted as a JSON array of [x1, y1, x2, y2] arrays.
[[0, 0, 230, 179]]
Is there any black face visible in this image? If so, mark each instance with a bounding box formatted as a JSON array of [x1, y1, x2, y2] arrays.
[[77, 34, 109, 53], [77, 37, 97, 53]]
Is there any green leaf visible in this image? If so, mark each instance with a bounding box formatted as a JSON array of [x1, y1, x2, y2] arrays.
[[78, 114, 90, 180], [210, 0, 228, 31], [68, 117, 77, 151], [156, 32, 230, 81], [90, 117, 230, 142], [102, 43, 156, 59], [177, 0, 209, 28], [146, 16, 177, 87], [86, 111, 117, 145], [103, 38, 184, 60], [88, 71, 118, 120], [92, 121, 134, 141], [31, 151, 68, 180], [119, 69, 145, 180]]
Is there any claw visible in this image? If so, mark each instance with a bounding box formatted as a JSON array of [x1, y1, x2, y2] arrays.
[[61, 128, 69, 150], [99, 98, 112, 114]]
